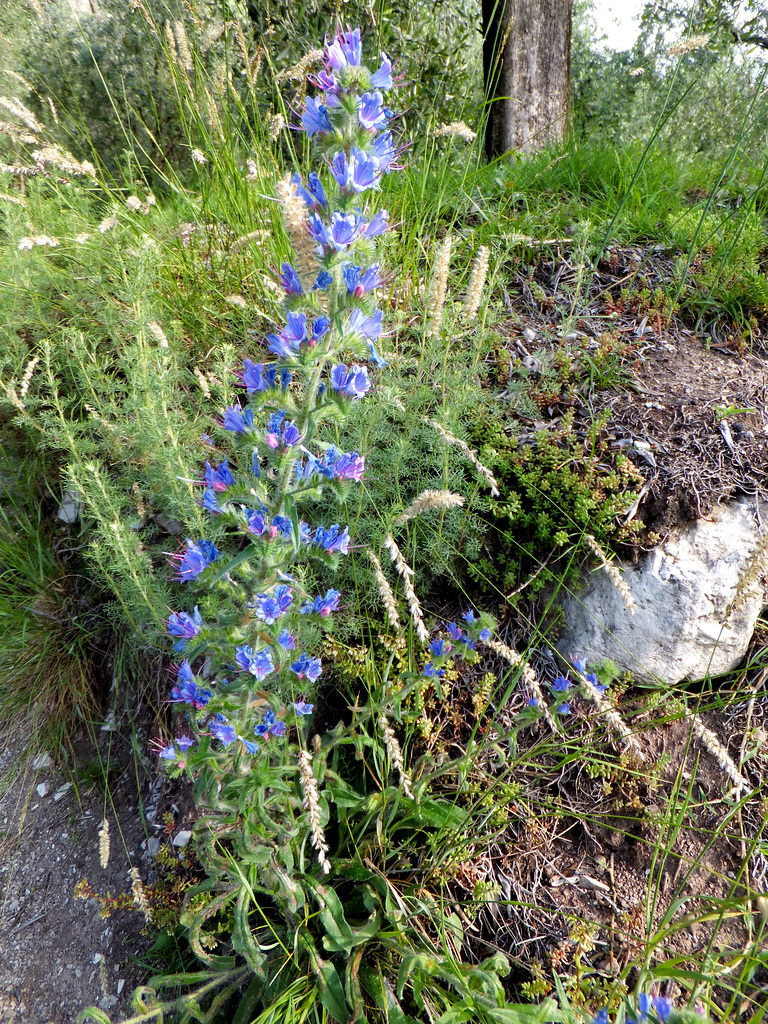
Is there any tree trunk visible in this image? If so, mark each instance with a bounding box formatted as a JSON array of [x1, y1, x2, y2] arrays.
[[483, 0, 573, 158]]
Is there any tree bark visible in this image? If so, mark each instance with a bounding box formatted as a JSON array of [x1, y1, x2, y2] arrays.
[[483, 0, 573, 158]]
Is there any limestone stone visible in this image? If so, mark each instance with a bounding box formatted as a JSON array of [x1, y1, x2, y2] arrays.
[[558, 498, 768, 684]]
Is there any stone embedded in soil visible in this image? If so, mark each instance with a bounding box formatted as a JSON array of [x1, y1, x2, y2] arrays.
[[558, 497, 767, 683]]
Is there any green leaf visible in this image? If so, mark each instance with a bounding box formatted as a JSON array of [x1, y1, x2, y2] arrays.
[[308, 946, 348, 1022], [231, 888, 268, 977], [399, 797, 465, 830]]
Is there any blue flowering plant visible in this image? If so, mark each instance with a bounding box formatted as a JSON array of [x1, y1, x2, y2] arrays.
[[154, 27, 399, 792]]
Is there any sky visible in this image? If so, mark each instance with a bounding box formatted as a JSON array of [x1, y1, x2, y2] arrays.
[[591, 0, 647, 51]]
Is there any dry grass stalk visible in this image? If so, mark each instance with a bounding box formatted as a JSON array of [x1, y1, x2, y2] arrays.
[[379, 715, 414, 798], [98, 817, 110, 869], [0, 120, 37, 145], [228, 229, 269, 255], [26, 0, 44, 15], [575, 669, 644, 759], [19, 356, 39, 399], [434, 121, 477, 142], [47, 97, 58, 124], [268, 113, 286, 141], [98, 216, 118, 234], [367, 549, 401, 631], [383, 535, 429, 644], [0, 96, 43, 134], [129, 866, 152, 923], [691, 715, 751, 799], [426, 235, 452, 339], [584, 534, 636, 614], [276, 174, 318, 285], [129, 0, 155, 31], [0, 193, 27, 207], [668, 33, 711, 55], [298, 749, 331, 874], [462, 245, 489, 321], [394, 489, 464, 524], [224, 294, 248, 308], [276, 49, 325, 83], [425, 418, 500, 496], [193, 367, 212, 398], [147, 321, 169, 348], [173, 21, 194, 71], [191, 147, 207, 165], [98, 955, 110, 998], [479, 636, 559, 732]]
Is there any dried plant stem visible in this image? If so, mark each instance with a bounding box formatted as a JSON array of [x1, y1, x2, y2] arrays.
[[576, 670, 644, 759], [480, 637, 559, 733], [129, 867, 152, 923], [367, 549, 401, 631], [298, 750, 331, 874], [584, 534, 636, 614], [426, 235, 452, 339], [379, 715, 414, 798], [725, 533, 768, 623], [394, 489, 464, 524], [276, 175, 317, 286], [691, 714, 751, 798], [425, 418, 499, 496], [462, 245, 489, 320], [383, 535, 429, 644], [98, 817, 110, 869]]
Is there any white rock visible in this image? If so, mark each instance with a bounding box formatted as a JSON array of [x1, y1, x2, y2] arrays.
[[522, 327, 536, 343], [558, 498, 767, 684], [172, 830, 193, 848], [36, 782, 50, 798], [53, 782, 72, 802], [32, 753, 53, 770]]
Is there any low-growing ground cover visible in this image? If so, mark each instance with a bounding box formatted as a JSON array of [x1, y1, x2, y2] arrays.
[[1, 9, 768, 1024]]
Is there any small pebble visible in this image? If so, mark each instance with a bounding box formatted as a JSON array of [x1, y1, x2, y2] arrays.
[[172, 830, 193, 848], [36, 783, 50, 798], [53, 783, 72, 802], [522, 327, 536, 343]]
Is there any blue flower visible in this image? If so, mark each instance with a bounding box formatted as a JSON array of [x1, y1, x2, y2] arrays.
[[325, 28, 362, 69], [270, 515, 293, 539], [156, 734, 196, 762], [278, 629, 296, 650], [429, 638, 449, 656], [312, 524, 350, 554], [173, 538, 220, 582], [222, 405, 255, 434], [585, 671, 608, 695], [301, 589, 341, 617], [423, 661, 444, 678], [246, 507, 268, 536], [239, 359, 279, 393], [203, 459, 234, 492], [526, 698, 539, 707], [302, 96, 332, 136], [550, 675, 571, 693], [280, 262, 303, 293], [210, 715, 237, 746], [254, 584, 293, 624], [329, 211, 365, 249], [330, 363, 371, 399], [291, 653, 323, 682], [252, 450, 261, 477], [370, 54, 393, 90], [557, 702, 571, 715], [342, 264, 381, 297], [371, 131, 395, 171], [446, 622, 464, 641], [358, 91, 388, 130], [347, 307, 382, 340], [167, 607, 203, 651], [479, 628, 492, 641], [293, 701, 314, 715], [314, 270, 333, 290], [234, 645, 275, 680], [362, 209, 389, 237], [592, 1011, 609, 1024], [254, 710, 286, 739], [242, 739, 260, 755], [462, 610, 476, 625]]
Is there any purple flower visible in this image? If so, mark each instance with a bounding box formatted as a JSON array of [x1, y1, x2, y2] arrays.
[[550, 675, 571, 693], [330, 363, 371, 399], [291, 653, 323, 682], [358, 91, 388, 130], [429, 638, 449, 656], [239, 359, 279, 392], [558, 702, 571, 715], [371, 55, 393, 90], [246, 507, 268, 535], [330, 151, 350, 190], [325, 28, 362, 69], [170, 668, 212, 708], [265, 410, 301, 449], [348, 149, 381, 192], [269, 515, 293, 539], [278, 629, 296, 649], [306, 172, 327, 205], [280, 263, 303, 294], [332, 451, 365, 481], [302, 96, 332, 136], [313, 316, 331, 341], [172, 538, 221, 582], [295, 447, 365, 483], [592, 1012, 609, 1024], [371, 131, 395, 172], [479, 628, 492, 641], [234, 645, 275, 680], [252, 451, 262, 477], [571, 656, 588, 674], [155, 735, 196, 763], [254, 710, 286, 739], [362, 210, 389, 238], [203, 459, 234, 492], [423, 661, 444, 678], [311, 68, 339, 96], [210, 715, 237, 746], [167, 607, 203, 651], [301, 589, 341, 617], [463, 610, 476, 625], [254, 584, 293, 624], [342, 264, 381, 297], [312, 524, 350, 554], [347, 307, 383, 341], [222, 405, 255, 434], [293, 701, 314, 715], [585, 671, 608, 695], [446, 622, 464, 641], [202, 488, 219, 514], [329, 211, 364, 249]]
